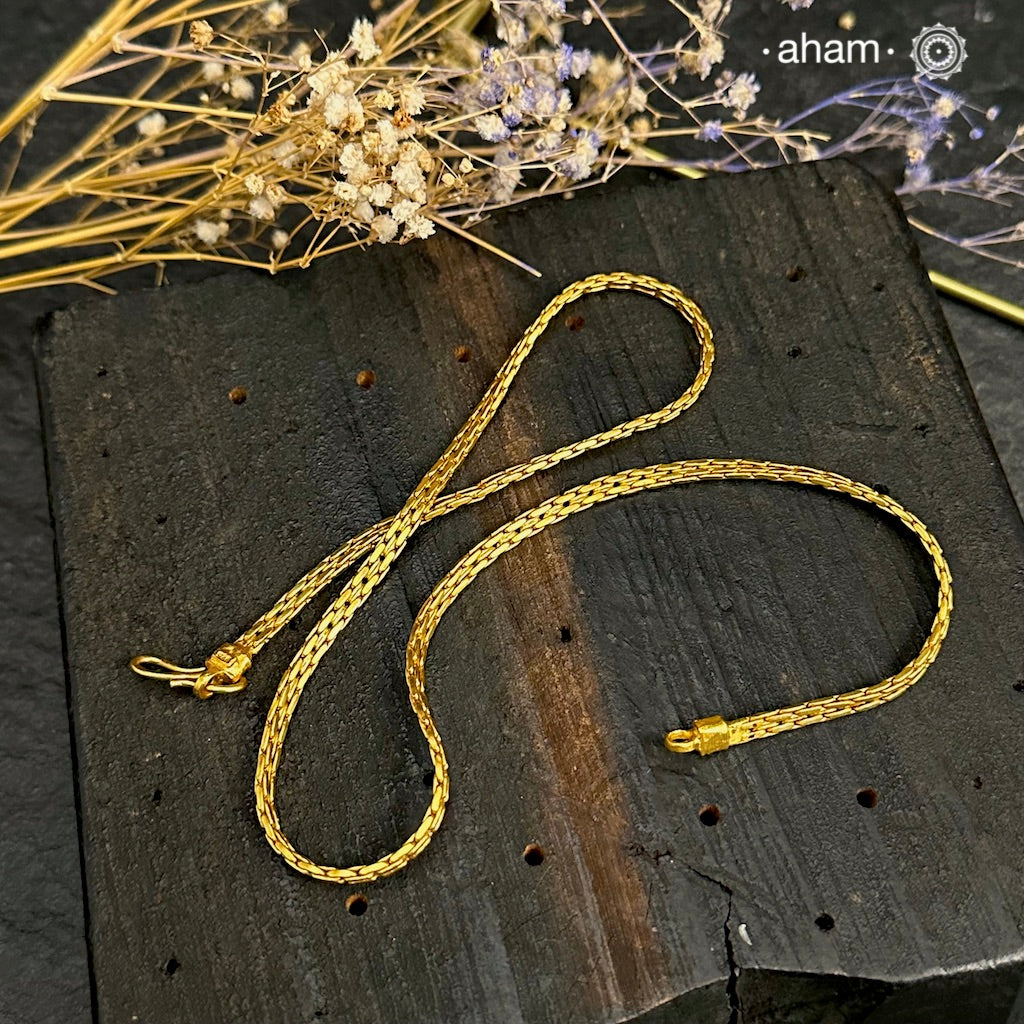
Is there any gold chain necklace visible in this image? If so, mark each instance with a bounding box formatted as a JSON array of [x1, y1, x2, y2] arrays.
[[132, 271, 953, 886]]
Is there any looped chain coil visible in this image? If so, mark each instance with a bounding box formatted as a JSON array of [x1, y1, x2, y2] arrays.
[[131, 271, 953, 886]]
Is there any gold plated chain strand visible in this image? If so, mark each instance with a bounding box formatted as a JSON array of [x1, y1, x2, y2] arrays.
[[131, 271, 952, 886]]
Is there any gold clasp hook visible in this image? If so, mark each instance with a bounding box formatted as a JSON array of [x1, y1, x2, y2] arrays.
[[130, 641, 252, 699], [130, 655, 204, 689]]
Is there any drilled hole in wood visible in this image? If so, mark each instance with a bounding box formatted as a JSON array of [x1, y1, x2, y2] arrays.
[[787, 346, 803, 358], [786, 265, 806, 282], [565, 314, 586, 331], [356, 369, 376, 390], [454, 345, 472, 363], [346, 894, 369, 916], [523, 843, 545, 866], [559, 625, 571, 643], [163, 957, 180, 976], [698, 804, 721, 827], [815, 913, 835, 932], [228, 386, 248, 405], [856, 787, 878, 808]]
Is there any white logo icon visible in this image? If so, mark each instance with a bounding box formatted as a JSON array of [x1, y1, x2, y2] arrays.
[[910, 24, 967, 79]]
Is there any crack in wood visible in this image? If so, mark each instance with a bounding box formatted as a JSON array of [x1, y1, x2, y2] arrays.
[[688, 867, 740, 1023]]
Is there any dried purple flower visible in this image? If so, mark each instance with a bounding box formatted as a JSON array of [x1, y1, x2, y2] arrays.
[[698, 119, 724, 142]]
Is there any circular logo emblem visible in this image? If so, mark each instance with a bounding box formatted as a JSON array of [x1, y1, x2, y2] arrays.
[[910, 24, 967, 80]]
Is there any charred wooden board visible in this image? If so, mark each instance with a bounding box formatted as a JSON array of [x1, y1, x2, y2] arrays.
[[37, 162, 1024, 1023]]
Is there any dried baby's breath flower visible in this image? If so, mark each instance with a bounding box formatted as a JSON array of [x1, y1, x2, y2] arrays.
[[307, 53, 349, 95], [367, 182, 393, 205], [720, 71, 760, 119], [271, 139, 300, 169], [189, 19, 214, 49], [291, 40, 313, 71], [391, 198, 421, 223], [194, 218, 229, 245], [403, 214, 435, 240], [323, 86, 364, 131], [227, 75, 256, 101], [248, 194, 277, 220], [265, 182, 287, 206], [333, 180, 359, 202], [399, 83, 426, 115], [136, 111, 166, 137], [263, 2, 288, 28], [349, 18, 380, 62], [587, 53, 624, 94], [371, 214, 398, 242], [473, 113, 508, 143]]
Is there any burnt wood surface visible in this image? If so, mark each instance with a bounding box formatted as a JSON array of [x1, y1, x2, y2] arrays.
[[37, 162, 1024, 1023]]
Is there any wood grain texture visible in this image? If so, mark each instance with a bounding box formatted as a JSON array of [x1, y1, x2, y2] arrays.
[[37, 161, 1024, 1023]]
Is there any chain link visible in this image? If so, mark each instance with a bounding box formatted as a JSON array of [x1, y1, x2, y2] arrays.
[[131, 271, 952, 885]]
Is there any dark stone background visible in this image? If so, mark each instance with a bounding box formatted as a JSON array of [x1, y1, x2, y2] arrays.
[[0, 1, 1020, 1021]]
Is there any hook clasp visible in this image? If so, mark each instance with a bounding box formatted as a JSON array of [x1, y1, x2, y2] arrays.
[[130, 641, 252, 699], [130, 654, 203, 688]]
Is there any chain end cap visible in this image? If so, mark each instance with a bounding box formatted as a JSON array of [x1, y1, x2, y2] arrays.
[[195, 642, 252, 698], [664, 715, 732, 755]]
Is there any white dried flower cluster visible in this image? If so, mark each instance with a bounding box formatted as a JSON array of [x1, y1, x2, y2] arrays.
[[715, 70, 762, 120], [189, 19, 214, 49], [193, 218, 229, 245], [295, 46, 438, 243], [136, 111, 167, 138], [174, 0, 775, 262], [227, 75, 256, 101], [349, 18, 380, 62], [263, 2, 288, 29], [334, 129, 436, 242], [673, 0, 730, 81]]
